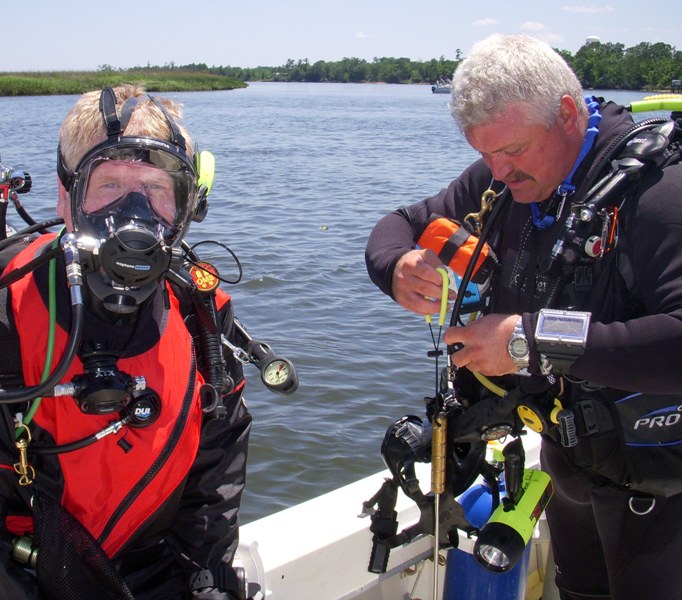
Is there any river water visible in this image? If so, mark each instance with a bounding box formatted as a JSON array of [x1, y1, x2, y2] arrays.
[[0, 84, 656, 523]]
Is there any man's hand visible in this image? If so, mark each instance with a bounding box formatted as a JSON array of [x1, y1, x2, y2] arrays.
[[392, 249, 455, 315], [444, 313, 520, 376]]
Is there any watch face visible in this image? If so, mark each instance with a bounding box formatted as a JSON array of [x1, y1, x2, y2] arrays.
[[509, 336, 529, 358]]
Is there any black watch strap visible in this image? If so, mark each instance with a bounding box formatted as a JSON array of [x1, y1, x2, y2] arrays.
[[536, 347, 583, 374]]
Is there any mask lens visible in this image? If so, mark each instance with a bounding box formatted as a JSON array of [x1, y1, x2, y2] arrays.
[[71, 140, 198, 246], [84, 160, 177, 226]]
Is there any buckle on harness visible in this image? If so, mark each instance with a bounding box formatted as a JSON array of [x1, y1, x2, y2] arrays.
[[555, 400, 604, 448], [575, 400, 600, 436]]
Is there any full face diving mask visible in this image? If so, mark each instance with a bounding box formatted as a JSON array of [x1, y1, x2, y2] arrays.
[[68, 138, 198, 289]]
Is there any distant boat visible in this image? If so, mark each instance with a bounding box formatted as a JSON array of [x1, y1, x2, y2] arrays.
[[432, 78, 452, 94]]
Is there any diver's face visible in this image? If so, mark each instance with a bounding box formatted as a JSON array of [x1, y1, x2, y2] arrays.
[[83, 160, 176, 226], [465, 99, 580, 204]]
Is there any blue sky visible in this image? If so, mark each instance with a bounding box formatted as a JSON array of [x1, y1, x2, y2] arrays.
[[6, 1, 681, 71]]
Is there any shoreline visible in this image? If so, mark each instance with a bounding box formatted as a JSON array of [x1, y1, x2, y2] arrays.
[[0, 70, 247, 97], [1, 71, 678, 97]]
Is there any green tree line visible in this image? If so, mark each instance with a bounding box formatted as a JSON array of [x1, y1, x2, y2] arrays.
[[560, 42, 682, 90], [182, 41, 681, 90], [1, 41, 680, 96], [153, 55, 461, 85]]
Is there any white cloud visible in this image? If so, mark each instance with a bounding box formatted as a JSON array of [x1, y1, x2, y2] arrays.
[[538, 32, 565, 46], [355, 31, 369, 39], [520, 21, 546, 31], [472, 18, 499, 27], [562, 5, 616, 13]]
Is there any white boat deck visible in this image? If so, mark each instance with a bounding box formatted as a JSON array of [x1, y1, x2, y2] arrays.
[[237, 432, 556, 599]]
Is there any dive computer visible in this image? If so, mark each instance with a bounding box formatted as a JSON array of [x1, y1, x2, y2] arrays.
[[535, 308, 591, 373]]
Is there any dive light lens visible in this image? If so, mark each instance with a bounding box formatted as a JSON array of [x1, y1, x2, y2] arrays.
[[475, 543, 511, 572], [473, 521, 526, 573]]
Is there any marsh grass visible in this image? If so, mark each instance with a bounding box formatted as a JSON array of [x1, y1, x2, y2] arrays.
[[0, 70, 247, 96]]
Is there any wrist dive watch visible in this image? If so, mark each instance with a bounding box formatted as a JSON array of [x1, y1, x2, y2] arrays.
[[507, 317, 530, 371]]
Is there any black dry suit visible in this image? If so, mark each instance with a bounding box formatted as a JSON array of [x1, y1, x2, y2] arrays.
[[365, 100, 682, 500], [0, 234, 252, 600]]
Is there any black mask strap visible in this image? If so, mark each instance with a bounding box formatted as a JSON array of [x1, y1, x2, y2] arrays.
[[99, 87, 123, 138], [58, 88, 122, 190], [57, 143, 71, 190], [118, 96, 140, 131], [147, 95, 187, 152]]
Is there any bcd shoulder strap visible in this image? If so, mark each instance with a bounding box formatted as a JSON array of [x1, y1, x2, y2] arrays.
[[588, 117, 681, 303]]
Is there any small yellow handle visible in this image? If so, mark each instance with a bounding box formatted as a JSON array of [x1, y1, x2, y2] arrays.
[[425, 267, 450, 327]]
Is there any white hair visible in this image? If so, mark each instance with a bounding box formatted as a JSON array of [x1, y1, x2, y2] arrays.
[[450, 34, 587, 131]]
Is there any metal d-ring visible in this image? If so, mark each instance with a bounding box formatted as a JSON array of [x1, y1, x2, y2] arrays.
[[628, 494, 656, 516]]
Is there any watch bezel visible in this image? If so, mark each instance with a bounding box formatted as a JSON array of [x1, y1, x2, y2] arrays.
[[509, 335, 530, 359]]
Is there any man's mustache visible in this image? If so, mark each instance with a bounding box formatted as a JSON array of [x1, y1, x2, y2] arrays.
[[505, 171, 533, 183]]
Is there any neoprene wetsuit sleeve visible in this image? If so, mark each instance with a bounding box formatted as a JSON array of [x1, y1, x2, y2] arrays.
[[364, 185, 462, 298], [365, 210, 417, 298], [568, 163, 682, 393], [365, 162, 491, 298]]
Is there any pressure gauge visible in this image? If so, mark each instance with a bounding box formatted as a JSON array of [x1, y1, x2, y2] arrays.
[[261, 357, 298, 394]]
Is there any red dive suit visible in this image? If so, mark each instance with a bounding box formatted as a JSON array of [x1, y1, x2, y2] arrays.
[[0, 234, 252, 599]]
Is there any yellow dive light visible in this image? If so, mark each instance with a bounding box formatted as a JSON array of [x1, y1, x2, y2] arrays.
[[474, 469, 553, 572]]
